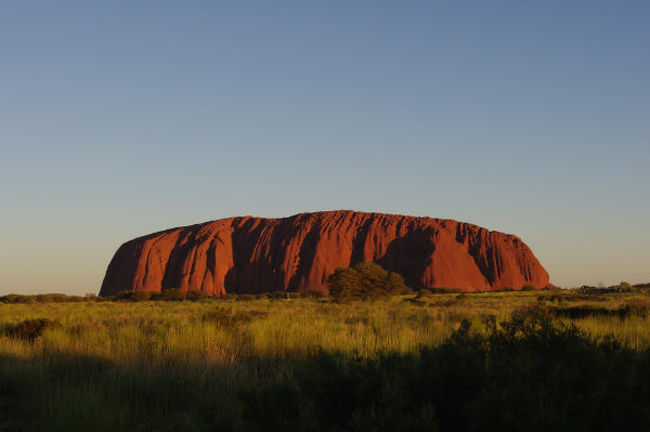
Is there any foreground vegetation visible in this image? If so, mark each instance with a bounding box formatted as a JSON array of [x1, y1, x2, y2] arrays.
[[2, 288, 650, 430]]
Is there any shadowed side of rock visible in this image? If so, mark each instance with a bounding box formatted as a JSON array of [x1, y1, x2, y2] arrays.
[[99, 211, 550, 296]]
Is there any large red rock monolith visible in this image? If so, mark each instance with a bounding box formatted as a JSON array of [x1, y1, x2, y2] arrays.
[[100, 211, 550, 296]]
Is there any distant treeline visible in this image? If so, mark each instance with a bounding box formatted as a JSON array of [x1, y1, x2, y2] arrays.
[[0, 293, 98, 303], [2, 283, 648, 304], [3, 270, 647, 304], [0, 291, 308, 304]]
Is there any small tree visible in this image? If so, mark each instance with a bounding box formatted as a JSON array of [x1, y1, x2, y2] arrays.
[[327, 262, 412, 301]]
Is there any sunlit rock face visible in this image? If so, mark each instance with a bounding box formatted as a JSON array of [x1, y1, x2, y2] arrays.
[[99, 210, 550, 296]]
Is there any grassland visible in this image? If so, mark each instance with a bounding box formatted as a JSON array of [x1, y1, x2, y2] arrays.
[[2, 289, 650, 431]]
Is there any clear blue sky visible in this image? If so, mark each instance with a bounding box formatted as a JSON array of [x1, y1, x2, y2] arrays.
[[1, 1, 648, 294]]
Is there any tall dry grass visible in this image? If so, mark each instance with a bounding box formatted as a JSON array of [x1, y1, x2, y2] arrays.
[[1, 290, 650, 430]]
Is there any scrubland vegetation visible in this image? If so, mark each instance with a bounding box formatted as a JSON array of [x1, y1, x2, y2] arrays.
[[1, 286, 650, 431]]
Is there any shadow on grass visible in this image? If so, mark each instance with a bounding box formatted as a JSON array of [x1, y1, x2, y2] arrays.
[[2, 312, 650, 431]]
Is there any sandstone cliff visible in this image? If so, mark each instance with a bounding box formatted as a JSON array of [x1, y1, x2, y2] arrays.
[[100, 211, 550, 296]]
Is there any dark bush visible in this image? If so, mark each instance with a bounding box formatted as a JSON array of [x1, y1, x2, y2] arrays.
[[527, 302, 650, 320], [327, 262, 412, 301], [520, 284, 536, 291], [36, 293, 81, 302], [551, 305, 629, 319], [158, 288, 186, 301], [115, 290, 153, 301], [301, 290, 324, 299], [418, 287, 463, 295], [10, 318, 61, 341], [271, 291, 289, 300], [236, 294, 255, 302], [186, 290, 208, 301], [0, 295, 34, 304], [132, 291, 154, 301], [626, 299, 650, 317], [0, 294, 88, 303]]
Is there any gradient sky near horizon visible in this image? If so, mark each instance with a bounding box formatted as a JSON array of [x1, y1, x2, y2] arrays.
[[1, 1, 649, 295]]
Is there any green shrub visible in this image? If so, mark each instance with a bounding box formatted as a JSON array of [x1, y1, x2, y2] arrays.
[[271, 291, 289, 300], [158, 288, 186, 301], [327, 262, 412, 301], [186, 290, 208, 301], [133, 291, 154, 301], [114, 291, 130, 301], [115, 290, 153, 301]]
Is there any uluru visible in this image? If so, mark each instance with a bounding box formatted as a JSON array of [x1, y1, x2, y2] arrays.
[[99, 210, 550, 296]]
